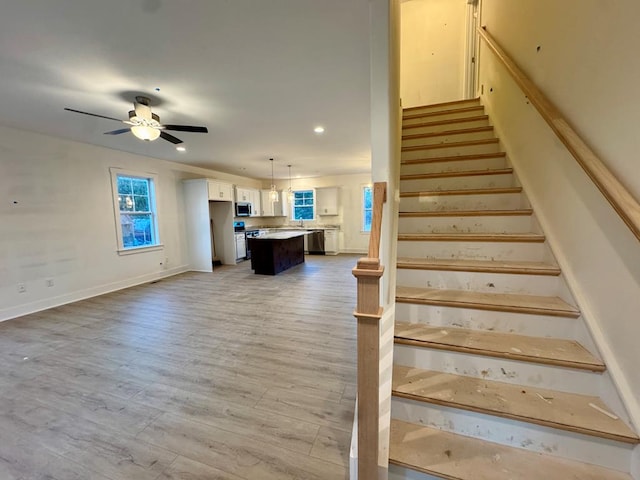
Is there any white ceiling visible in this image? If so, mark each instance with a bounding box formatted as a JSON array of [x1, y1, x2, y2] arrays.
[[0, 0, 372, 180]]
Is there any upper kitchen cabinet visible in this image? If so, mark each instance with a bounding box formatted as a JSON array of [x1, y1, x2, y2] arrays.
[[236, 187, 261, 217], [260, 189, 287, 217], [249, 189, 261, 217], [316, 187, 340, 216], [208, 180, 234, 202], [236, 187, 250, 203]]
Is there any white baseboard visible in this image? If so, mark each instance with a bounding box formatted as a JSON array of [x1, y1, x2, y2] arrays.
[[0, 265, 190, 322]]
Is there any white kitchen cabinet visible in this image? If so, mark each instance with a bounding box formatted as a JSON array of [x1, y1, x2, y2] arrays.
[[208, 180, 234, 202], [235, 187, 251, 203], [260, 189, 286, 217], [324, 228, 339, 255], [316, 187, 340, 216], [249, 189, 261, 217], [235, 232, 247, 260], [235, 187, 261, 217], [183, 179, 236, 269]]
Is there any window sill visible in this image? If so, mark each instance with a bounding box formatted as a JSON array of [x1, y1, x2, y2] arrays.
[[117, 244, 164, 256]]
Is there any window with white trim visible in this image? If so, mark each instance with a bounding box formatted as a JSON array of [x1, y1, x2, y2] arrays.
[[110, 168, 161, 253], [292, 190, 315, 220], [363, 185, 373, 232]]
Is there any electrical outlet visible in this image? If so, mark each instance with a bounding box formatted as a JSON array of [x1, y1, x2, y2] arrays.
[[17, 283, 26, 293], [45, 278, 54, 287]]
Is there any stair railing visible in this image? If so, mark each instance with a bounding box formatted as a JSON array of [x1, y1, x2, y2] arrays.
[[477, 26, 640, 242], [352, 181, 387, 479]]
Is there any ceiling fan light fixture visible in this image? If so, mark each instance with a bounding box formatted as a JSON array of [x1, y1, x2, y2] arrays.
[[131, 125, 161, 141]]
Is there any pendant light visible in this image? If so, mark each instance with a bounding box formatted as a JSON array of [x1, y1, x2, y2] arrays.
[[287, 164, 294, 202], [269, 158, 279, 202]]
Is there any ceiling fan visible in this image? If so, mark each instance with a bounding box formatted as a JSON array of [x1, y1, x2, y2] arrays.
[[64, 96, 208, 145]]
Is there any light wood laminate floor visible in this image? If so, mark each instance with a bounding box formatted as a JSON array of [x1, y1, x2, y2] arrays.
[[0, 255, 358, 480]]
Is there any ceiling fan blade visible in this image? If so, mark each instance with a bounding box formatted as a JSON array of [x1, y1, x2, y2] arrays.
[[64, 108, 124, 122], [104, 128, 131, 135], [160, 131, 183, 144], [162, 124, 209, 133]]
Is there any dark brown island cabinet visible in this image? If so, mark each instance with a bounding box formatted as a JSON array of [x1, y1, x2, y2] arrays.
[[248, 231, 306, 275]]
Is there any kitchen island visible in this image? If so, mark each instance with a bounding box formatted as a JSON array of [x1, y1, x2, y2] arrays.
[[248, 231, 308, 275]]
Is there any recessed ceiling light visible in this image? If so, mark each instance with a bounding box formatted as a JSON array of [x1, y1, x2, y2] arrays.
[[176, 146, 186, 152], [314, 126, 325, 134]]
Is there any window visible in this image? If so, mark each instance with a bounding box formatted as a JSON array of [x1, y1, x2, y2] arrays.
[[363, 185, 373, 232], [110, 168, 161, 253], [292, 190, 315, 220]]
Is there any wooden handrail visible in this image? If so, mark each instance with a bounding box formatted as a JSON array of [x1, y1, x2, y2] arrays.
[[352, 181, 387, 479], [477, 26, 640, 242]]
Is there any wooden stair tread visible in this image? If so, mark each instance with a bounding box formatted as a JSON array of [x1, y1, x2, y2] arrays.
[[402, 126, 494, 140], [400, 187, 522, 197], [392, 365, 637, 443], [399, 209, 533, 217], [403, 115, 489, 131], [395, 321, 602, 371], [403, 98, 480, 112], [400, 168, 513, 180], [398, 233, 545, 243], [396, 286, 580, 318], [389, 419, 634, 479], [396, 257, 560, 275], [402, 138, 499, 152], [401, 152, 506, 165], [403, 105, 484, 121]]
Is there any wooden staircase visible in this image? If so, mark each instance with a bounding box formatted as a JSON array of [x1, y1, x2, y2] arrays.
[[388, 98, 639, 479]]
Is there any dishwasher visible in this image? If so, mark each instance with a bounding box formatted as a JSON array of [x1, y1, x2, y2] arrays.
[[307, 229, 325, 255]]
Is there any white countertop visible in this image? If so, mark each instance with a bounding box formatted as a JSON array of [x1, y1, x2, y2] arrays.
[[257, 231, 309, 240], [264, 226, 340, 231]]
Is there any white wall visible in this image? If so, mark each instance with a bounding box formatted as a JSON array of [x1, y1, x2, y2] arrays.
[[0, 125, 259, 321], [478, 0, 640, 454], [400, 0, 467, 107]]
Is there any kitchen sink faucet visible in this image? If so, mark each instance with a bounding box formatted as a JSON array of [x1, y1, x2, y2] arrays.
[[298, 219, 304, 227]]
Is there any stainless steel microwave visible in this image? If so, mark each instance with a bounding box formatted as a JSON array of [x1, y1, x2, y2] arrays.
[[235, 202, 251, 217]]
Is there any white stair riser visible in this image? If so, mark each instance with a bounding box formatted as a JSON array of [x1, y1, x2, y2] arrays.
[[397, 269, 560, 296], [403, 100, 481, 117], [398, 214, 533, 234], [403, 118, 490, 135], [401, 156, 507, 175], [391, 397, 633, 470], [395, 303, 575, 338], [393, 344, 599, 395], [400, 192, 526, 212], [400, 173, 515, 192], [402, 142, 500, 161], [403, 108, 485, 126], [388, 465, 440, 480], [396, 240, 546, 262], [402, 129, 496, 148]]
